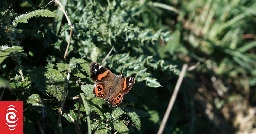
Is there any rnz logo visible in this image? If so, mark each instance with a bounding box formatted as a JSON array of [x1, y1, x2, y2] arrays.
[[5, 105, 18, 130]]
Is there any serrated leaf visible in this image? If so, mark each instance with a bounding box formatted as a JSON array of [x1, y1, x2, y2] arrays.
[[45, 68, 66, 82], [45, 68, 66, 101], [81, 84, 95, 99], [12, 9, 58, 26], [112, 108, 124, 119], [27, 94, 46, 117], [10, 74, 31, 89], [95, 129, 109, 134], [105, 54, 177, 89], [104, 112, 112, 119], [114, 120, 129, 133], [128, 112, 141, 130], [56, 63, 69, 72], [69, 58, 90, 77], [81, 84, 105, 117], [73, 73, 87, 78], [91, 97, 105, 106], [145, 77, 161, 88], [63, 110, 77, 123], [91, 120, 101, 131], [27, 94, 43, 107]]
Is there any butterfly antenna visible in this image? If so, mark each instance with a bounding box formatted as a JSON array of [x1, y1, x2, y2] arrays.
[[44, 0, 54, 8], [102, 46, 115, 64]]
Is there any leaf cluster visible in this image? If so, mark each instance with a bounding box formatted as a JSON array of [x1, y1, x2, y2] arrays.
[[0, 0, 179, 133]]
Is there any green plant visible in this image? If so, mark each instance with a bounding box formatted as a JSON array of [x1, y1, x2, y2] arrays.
[[3, 0, 255, 133], [0, 0, 179, 133]]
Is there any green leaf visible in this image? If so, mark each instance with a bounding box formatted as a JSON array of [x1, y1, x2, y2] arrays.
[[95, 129, 109, 134], [0, 46, 23, 64], [105, 54, 178, 88], [144, 77, 161, 88], [27, 94, 43, 107], [114, 120, 129, 133], [44, 68, 67, 101], [128, 112, 141, 130], [238, 41, 256, 53], [112, 108, 124, 120], [27, 94, 46, 117], [56, 63, 69, 72], [148, 110, 160, 123], [12, 9, 58, 26], [0, 77, 11, 89], [63, 110, 77, 123], [69, 58, 90, 78], [81, 84, 95, 99]]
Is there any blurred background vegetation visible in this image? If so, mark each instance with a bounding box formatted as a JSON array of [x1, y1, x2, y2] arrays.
[[1, 0, 256, 133]]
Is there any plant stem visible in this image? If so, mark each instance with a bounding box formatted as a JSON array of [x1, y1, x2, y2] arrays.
[[157, 64, 188, 134], [80, 93, 91, 134]]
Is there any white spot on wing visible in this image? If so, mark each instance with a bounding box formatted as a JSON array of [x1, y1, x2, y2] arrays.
[[128, 83, 132, 87]]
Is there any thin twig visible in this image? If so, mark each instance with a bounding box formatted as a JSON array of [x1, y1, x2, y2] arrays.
[[102, 46, 114, 63], [188, 62, 200, 71], [157, 64, 188, 134], [53, 0, 73, 59], [80, 93, 91, 134], [64, 28, 73, 59], [242, 34, 256, 40]]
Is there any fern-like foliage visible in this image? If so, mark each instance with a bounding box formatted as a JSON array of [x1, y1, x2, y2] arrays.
[[105, 53, 179, 87], [1, 0, 180, 133], [12, 9, 58, 27], [2, 0, 256, 133]]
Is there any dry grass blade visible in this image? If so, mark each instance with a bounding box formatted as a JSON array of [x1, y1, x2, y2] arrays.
[[157, 64, 188, 134], [53, 0, 73, 59]]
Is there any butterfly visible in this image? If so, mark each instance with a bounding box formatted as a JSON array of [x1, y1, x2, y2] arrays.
[[90, 62, 135, 107]]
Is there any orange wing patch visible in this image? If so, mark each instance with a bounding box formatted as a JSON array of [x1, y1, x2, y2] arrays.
[[123, 78, 127, 90], [94, 84, 105, 98], [97, 70, 109, 80], [110, 93, 123, 106]]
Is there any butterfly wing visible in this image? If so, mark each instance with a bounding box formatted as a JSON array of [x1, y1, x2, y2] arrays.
[[90, 62, 115, 100], [107, 76, 135, 107]]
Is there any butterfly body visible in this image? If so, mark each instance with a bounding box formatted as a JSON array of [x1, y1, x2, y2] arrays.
[[90, 62, 135, 107]]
